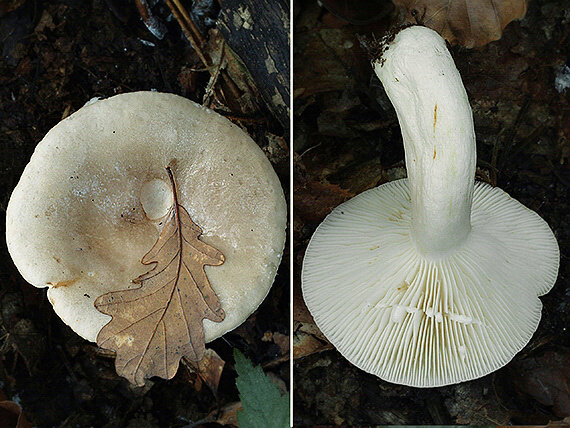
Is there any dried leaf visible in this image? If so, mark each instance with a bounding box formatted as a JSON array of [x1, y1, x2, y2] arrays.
[[548, 417, 570, 427], [513, 352, 570, 418], [0, 401, 31, 428], [293, 181, 354, 222], [293, 321, 334, 360], [393, 0, 528, 47], [271, 332, 290, 357], [0, 319, 45, 375], [206, 401, 242, 427], [95, 167, 225, 386], [0, 0, 26, 18], [182, 348, 225, 396], [293, 1, 372, 100]]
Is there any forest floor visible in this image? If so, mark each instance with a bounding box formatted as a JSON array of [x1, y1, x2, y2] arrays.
[[0, 1, 289, 426], [293, 0, 570, 425]]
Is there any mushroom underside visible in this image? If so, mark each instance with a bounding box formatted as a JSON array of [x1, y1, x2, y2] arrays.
[[302, 178, 559, 387]]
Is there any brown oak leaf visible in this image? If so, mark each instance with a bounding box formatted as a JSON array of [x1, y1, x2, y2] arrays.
[[394, 0, 528, 47], [95, 167, 225, 386]]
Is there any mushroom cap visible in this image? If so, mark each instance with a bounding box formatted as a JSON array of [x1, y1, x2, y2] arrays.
[[7, 91, 287, 343], [302, 179, 559, 387]]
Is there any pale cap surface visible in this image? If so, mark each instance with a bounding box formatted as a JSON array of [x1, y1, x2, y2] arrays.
[[6, 91, 287, 343]]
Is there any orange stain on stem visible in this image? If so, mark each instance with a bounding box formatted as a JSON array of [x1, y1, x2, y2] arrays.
[[433, 103, 438, 136]]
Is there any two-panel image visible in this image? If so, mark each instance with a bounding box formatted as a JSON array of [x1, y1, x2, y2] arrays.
[[0, 0, 567, 426]]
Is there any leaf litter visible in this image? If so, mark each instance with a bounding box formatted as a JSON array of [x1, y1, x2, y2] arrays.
[[294, 0, 569, 424], [1, 1, 289, 425], [393, 0, 528, 47], [95, 166, 225, 386], [181, 348, 225, 396]]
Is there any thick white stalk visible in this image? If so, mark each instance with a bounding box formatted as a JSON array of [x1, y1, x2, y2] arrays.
[[374, 26, 476, 256]]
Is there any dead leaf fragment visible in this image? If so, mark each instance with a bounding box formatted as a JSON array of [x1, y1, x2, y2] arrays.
[[293, 321, 334, 360], [513, 351, 570, 418], [34, 9, 56, 41], [0, 319, 46, 375], [548, 417, 570, 427], [294, 181, 354, 222], [182, 348, 225, 396], [0, 400, 31, 428], [95, 167, 225, 386], [208, 401, 242, 427], [0, 0, 26, 18], [394, 0, 528, 47]]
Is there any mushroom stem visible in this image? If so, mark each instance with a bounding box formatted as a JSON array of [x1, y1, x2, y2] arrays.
[[302, 25, 559, 387], [374, 26, 476, 256]]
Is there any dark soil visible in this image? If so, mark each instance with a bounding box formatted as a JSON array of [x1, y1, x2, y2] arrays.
[[0, 1, 289, 427], [293, 0, 570, 425]]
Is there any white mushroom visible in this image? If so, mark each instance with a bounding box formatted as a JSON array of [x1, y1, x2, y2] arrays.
[[302, 26, 559, 387], [6, 91, 287, 344]]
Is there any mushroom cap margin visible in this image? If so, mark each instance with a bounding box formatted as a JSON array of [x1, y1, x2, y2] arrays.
[[6, 91, 287, 344]]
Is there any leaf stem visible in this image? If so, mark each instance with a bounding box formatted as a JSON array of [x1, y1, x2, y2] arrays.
[[165, 165, 179, 208]]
